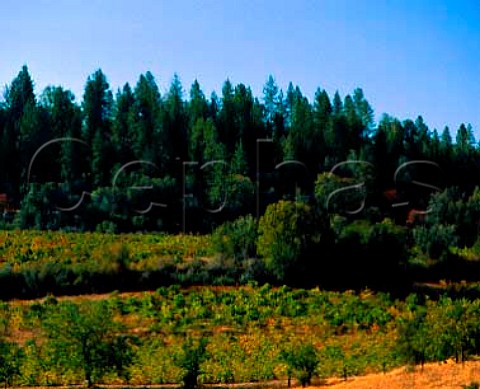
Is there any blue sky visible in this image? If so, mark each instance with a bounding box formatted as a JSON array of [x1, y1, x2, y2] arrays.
[[1, 0, 479, 136]]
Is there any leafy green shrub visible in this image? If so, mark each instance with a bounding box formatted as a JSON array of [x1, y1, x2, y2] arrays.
[[366, 219, 407, 283], [174, 337, 209, 389], [96, 220, 118, 234], [42, 301, 130, 386], [330, 218, 406, 288], [395, 308, 430, 367], [396, 297, 480, 367], [257, 200, 330, 283], [212, 214, 257, 262], [314, 172, 366, 215], [413, 223, 458, 261], [280, 343, 319, 387], [0, 340, 23, 388]]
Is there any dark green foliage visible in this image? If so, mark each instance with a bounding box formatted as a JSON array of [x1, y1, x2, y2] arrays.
[[16, 183, 64, 229], [332, 219, 406, 289], [225, 149, 255, 217], [396, 296, 480, 367], [396, 308, 430, 367], [0, 340, 22, 388], [0, 66, 473, 232], [412, 187, 480, 261], [257, 200, 332, 284], [413, 224, 457, 261], [42, 301, 131, 386], [111, 83, 135, 166], [174, 337, 209, 389], [82, 69, 113, 188], [164, 74, 188, 166], [315, 172, 368, 215], [257, 201, 308, 281], [280, 343, 319, 387], [212, 214, 257, 263], [131, 72, 164, 168], [40, 86, 83, 183], [108, 334, 139, 383]]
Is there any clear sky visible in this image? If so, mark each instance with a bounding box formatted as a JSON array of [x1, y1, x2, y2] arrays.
[[1, 0, 479, 136]]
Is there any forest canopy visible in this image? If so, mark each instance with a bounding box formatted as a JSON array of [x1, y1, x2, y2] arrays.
[[1, 66, 476, 232]]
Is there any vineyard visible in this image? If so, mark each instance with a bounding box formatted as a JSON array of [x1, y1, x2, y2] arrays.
[[0, 230, 214, 270], [0, 284, 400, 386], [0, 282, 480, 387], [0, 230, 216, 298], [1, 231, 480, 387]]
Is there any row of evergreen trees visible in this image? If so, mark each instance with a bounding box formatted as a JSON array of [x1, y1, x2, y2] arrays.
[[0, 65, 478, 232]]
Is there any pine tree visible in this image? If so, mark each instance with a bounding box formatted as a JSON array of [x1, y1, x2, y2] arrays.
[[82, 69, 112, 142], [456, 123, 475, 152], [200, 119, 227, 211], [2, 65, 36, 200], [4, 65, 35, 122], [430, 129, 441, 161], [227, 140, 255, 217], [218, 79, 236, 153], [40, 86, 83, 184], [263, 75, 279, 124], [164, 74, 188, 164], [284, 82, 296, 128], [187, 118, 226, 196], [332, 91, 343, 116], [230, 140, 248, 176], [343, 94, 362, 151], [188, 79, 209, 128], [82, 69, 113, 187], [131, 72, 162, 164], [440, 126, 453, 164], [352, 88, 374, 139], [233, 83, 261, 171], [325, 91, 349, 163], [19, 100, 51, 186], [208, 91, 219, 120], [415, 116, 431, 157], [112, 83, 135, 167], [312, 88, 331, 169]]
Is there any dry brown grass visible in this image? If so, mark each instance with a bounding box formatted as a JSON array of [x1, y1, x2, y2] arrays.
[[308, 360, 480, 389]]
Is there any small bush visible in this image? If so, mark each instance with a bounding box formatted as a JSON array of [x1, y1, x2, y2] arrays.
[[0, 340, 23, 387], [257, 200, 330, 284], [174, 337, 209, 389], [212, 214, 257, 263], [280, 343, 319, 387], [413, 224, 458, 261]]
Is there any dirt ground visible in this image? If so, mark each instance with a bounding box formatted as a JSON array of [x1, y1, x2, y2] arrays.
[[309, 360, 480, 389]]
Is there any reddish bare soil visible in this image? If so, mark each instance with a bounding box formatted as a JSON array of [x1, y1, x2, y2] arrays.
[[309, 360, 480, 389]]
